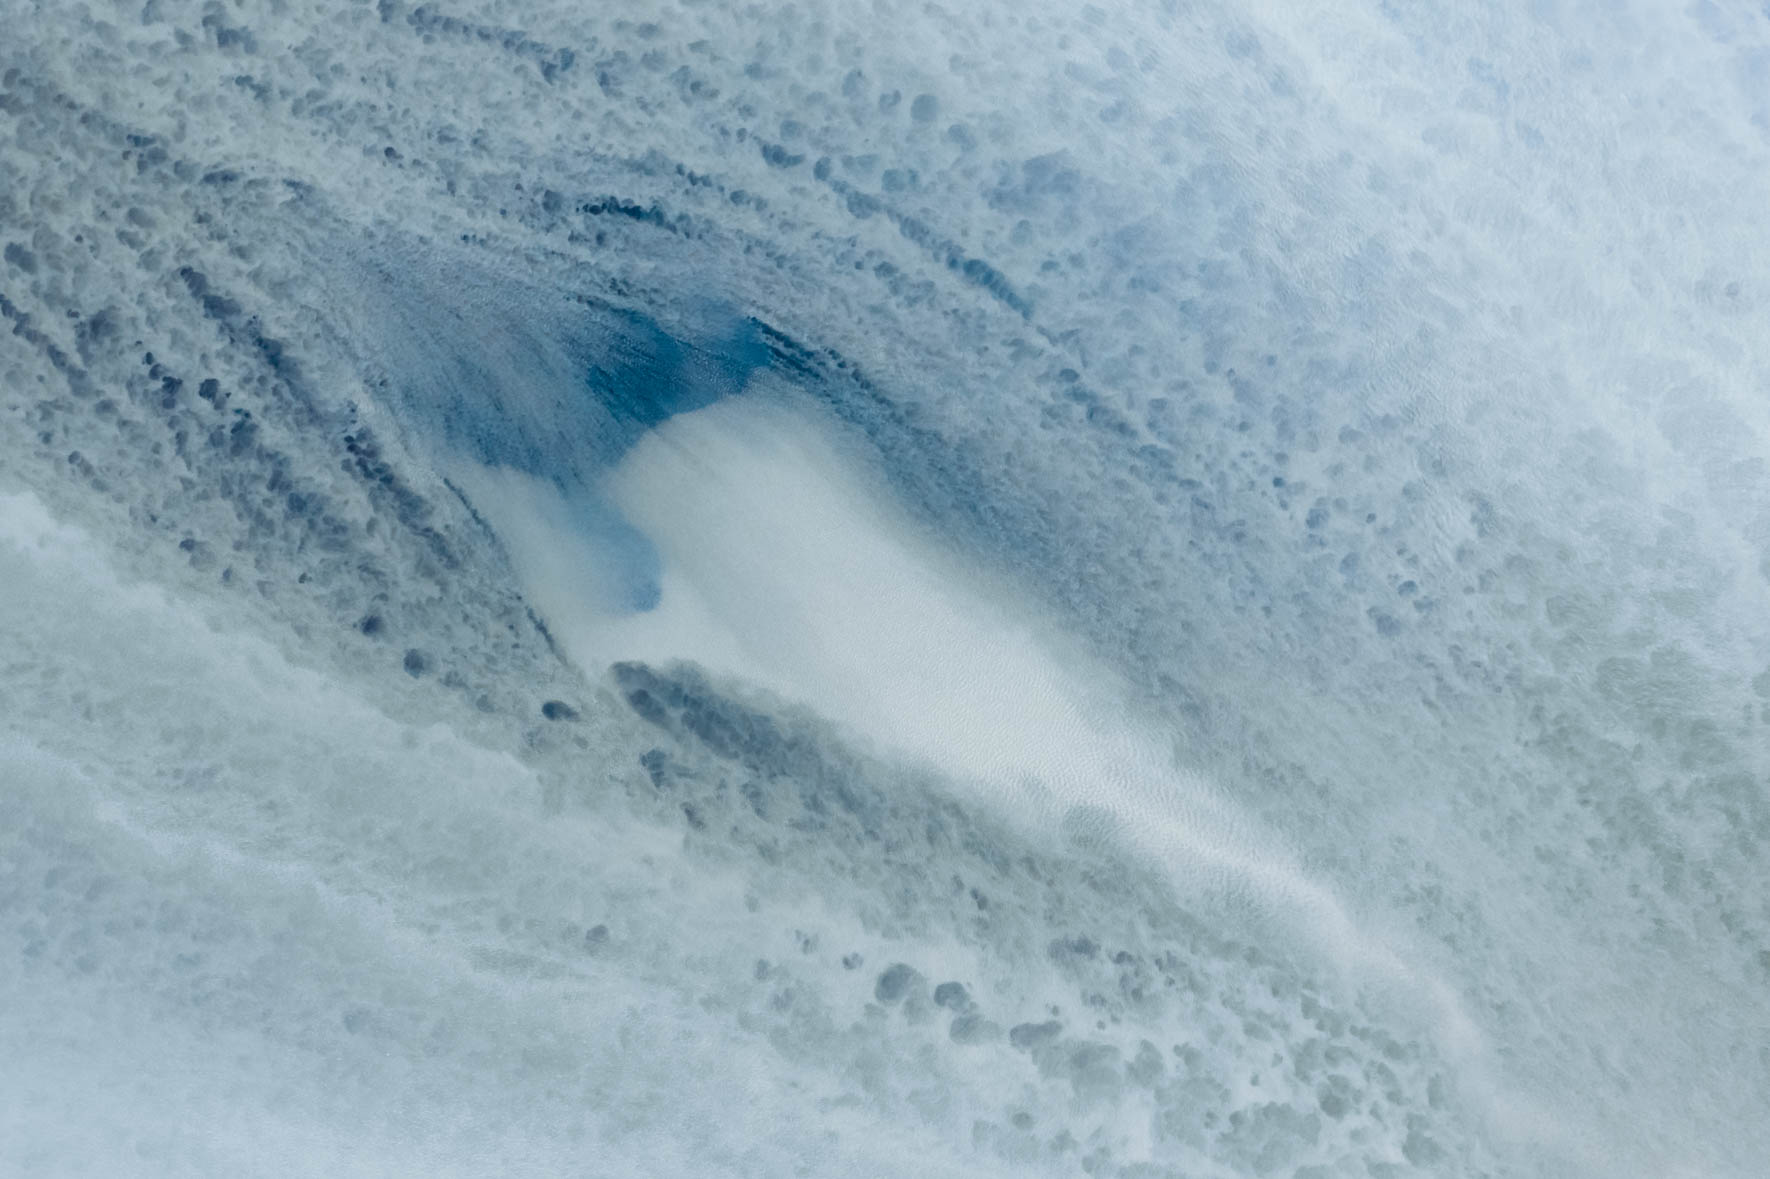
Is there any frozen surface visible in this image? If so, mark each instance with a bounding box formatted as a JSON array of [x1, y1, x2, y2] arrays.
[[3, 0, 1770, 1175]]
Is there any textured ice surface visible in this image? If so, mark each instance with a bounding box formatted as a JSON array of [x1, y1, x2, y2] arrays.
[[4, 1, 1770, 1176]]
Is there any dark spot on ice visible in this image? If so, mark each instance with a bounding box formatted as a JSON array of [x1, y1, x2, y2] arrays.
[[4, 243, 38, 274], [1009, 1020, 1064, 1050], [740, 777, 768, 818], [205, 16, 257, 54], [841, 952, 863, 970], [949, 1013, 999, 1044], [1128, 1041, 1165, 1087], [358, 613, 383, 636], [874, 963, 921, 1002], [541, 699, 579, 721], [639, 748, 668, 787], [1049, 933, 1100, 961], [933, 981, 971, 1009], [760, 142, 803, 168], [623, 687, 669, 728], [402, 648, 429, 676]]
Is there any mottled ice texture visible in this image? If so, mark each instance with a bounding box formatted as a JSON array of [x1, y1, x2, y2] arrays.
[[4, 1, 1770, 1176]]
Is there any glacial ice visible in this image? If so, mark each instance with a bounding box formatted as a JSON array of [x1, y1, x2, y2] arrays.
[[4, 0, 1770, 1176]]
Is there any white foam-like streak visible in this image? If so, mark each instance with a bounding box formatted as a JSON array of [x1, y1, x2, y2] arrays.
[[488, 392, 1489, 1064]]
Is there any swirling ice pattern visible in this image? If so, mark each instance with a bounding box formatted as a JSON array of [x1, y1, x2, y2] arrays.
[[3, 2, 1769, 1176]]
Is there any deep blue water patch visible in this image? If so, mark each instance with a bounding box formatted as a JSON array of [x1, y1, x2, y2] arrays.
[[360, 251, 770, 612]]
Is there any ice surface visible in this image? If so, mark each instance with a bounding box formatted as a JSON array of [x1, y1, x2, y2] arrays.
[[4, 0, 1770, 1175]]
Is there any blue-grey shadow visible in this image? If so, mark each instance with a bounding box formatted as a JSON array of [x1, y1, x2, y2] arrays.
[[374, 270, 769, 612]]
